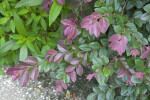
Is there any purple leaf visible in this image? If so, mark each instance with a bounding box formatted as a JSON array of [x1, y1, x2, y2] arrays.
[[117, 70, 127, 78], [45, 53, 50, 59], [12, 74, 20, 81], [53, 53, 63, 63], [30, 67, 39, 81], [135, 72, 143, 80], [20, 70, 30, 87], [49, 56, 54, 63], [86, 73, 95, 81], [82, 58, 88, 66], [54, 85, 63, 92], [56, 79, 63, 84], [25, 56, 38, 65], [6, 66, 29, 75], [68, 71, 76, 82], [70, 58, 79, 65], [141, 46, 150, 59], [76, 64, 83, 76], [130, 48, 140, 57], [126, 75, 134, 86], [64, 52, 73, 62], [61, 83, 67, 89], [47, 49, 57, 55], [18, 61, 30, 66], [56, 0, 65, 5], [61, 19, 78, 40], [108, 34, 128, 56], [57, 42, 68, 53], [65, 66, 75, 73], [83, 0, 92, 3], [99, 17, 109, 33]]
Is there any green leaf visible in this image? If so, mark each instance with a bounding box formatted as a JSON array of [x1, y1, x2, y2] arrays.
[[141, 13, 150, 21], [99, 84, 109, 92], [121, 86, 128, 96], [92, 58, 103, 66], [19, 44, 28, 61], [106, 89, 115, 100], [14, 13, 26, 35], [135, 59, 143, 69], [94, 1, 102, 7], [103, 67, 111, 76], [15, 0, 43, 8], [0, 68, 4, 75], [98, 92, 105, 100], [49, 0, 62, 27], [99, 47, 108, 57], [101, 38, 109, 47], [43, 63, 51, 72], [10, 34, 23, 40], [0, 17, 9, 25], [40, 17, 47, 31], [79, 44, 91, 51], [97, 71, 105, 86], [144, 4, 150, 13], [63, 74, 70, 83], [131, 76, 142, 84], [134, 87, 140, 96], [0, 40, 16, 54], [10, 20, 15, 33], [114, 25, 124, 34], [90, 50, 98, 61], [89, 42, 100, 49], [101, 55, 109, 65], [18, 9, 29, 15], [87, 93, 97, 100]]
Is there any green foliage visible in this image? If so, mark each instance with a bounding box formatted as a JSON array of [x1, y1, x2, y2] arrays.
[[1, 0, 150, 99]]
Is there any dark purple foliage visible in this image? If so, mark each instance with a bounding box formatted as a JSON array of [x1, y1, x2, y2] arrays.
[[30, 67, 39, 81], [20, 70, 30, 87]]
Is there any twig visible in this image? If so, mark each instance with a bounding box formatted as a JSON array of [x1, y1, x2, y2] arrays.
[[121, 0, 128, 15]]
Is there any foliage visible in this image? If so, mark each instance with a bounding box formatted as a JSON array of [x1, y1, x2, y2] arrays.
[[1, 0, 150, 99]]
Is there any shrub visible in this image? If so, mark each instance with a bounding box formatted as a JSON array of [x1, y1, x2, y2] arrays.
[[1, 0, 150, 99]]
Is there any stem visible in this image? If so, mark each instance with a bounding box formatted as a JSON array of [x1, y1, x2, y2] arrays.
[[121, 0, 128, 15]]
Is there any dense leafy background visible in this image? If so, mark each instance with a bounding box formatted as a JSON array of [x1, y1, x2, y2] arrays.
[[1, 0, 150, 100]]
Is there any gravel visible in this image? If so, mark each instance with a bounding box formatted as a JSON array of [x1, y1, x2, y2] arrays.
[[0, 65, 98, 100]]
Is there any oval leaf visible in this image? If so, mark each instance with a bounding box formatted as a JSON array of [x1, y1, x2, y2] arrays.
[[54, 53, 63, 63], [30, 67, 39, 81], [20, 70, 30, 87]]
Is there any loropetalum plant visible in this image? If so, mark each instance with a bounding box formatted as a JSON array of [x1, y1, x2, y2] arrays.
[[2, 0, 150, 99]]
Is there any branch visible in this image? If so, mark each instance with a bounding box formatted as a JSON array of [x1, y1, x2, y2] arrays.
[[121, 0, 128, 15]]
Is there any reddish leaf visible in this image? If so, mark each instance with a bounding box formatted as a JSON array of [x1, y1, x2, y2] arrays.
[[117, 70, 127, 78], [130, 48, 140, 57], [108, 34, 128, 55], [70, 58, 79, 65], [56, 79, 63, 84], [54, 85, 63, 92], [83, 0, 92, 3], [86, 73, 95, 81], [25, 56, 38, 65], [18, 61, 30, 66], [76, 64, 83, 76], [53, 53, 63, 63], [141, 46, 150, 59], [47, 49, 57, 55], [82, 58, 88, 66], [49, 56, 54, 63], [99, 17, 109, 33], [65, 66, 75, 73], [6, 66, 28, 75], [12, 74, 20, 81], [61, 82, 67, 89], [57, 0, 65, 5], [126, 75, 134, 86], [20, 70, 30, 87], [135, 72, 143, 80], [30, 67, 39, 81], [61, 19, 78, 40], [64, 52, 73, 62], [57, 43, 68, 53], [68, 71, 76, 82]]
